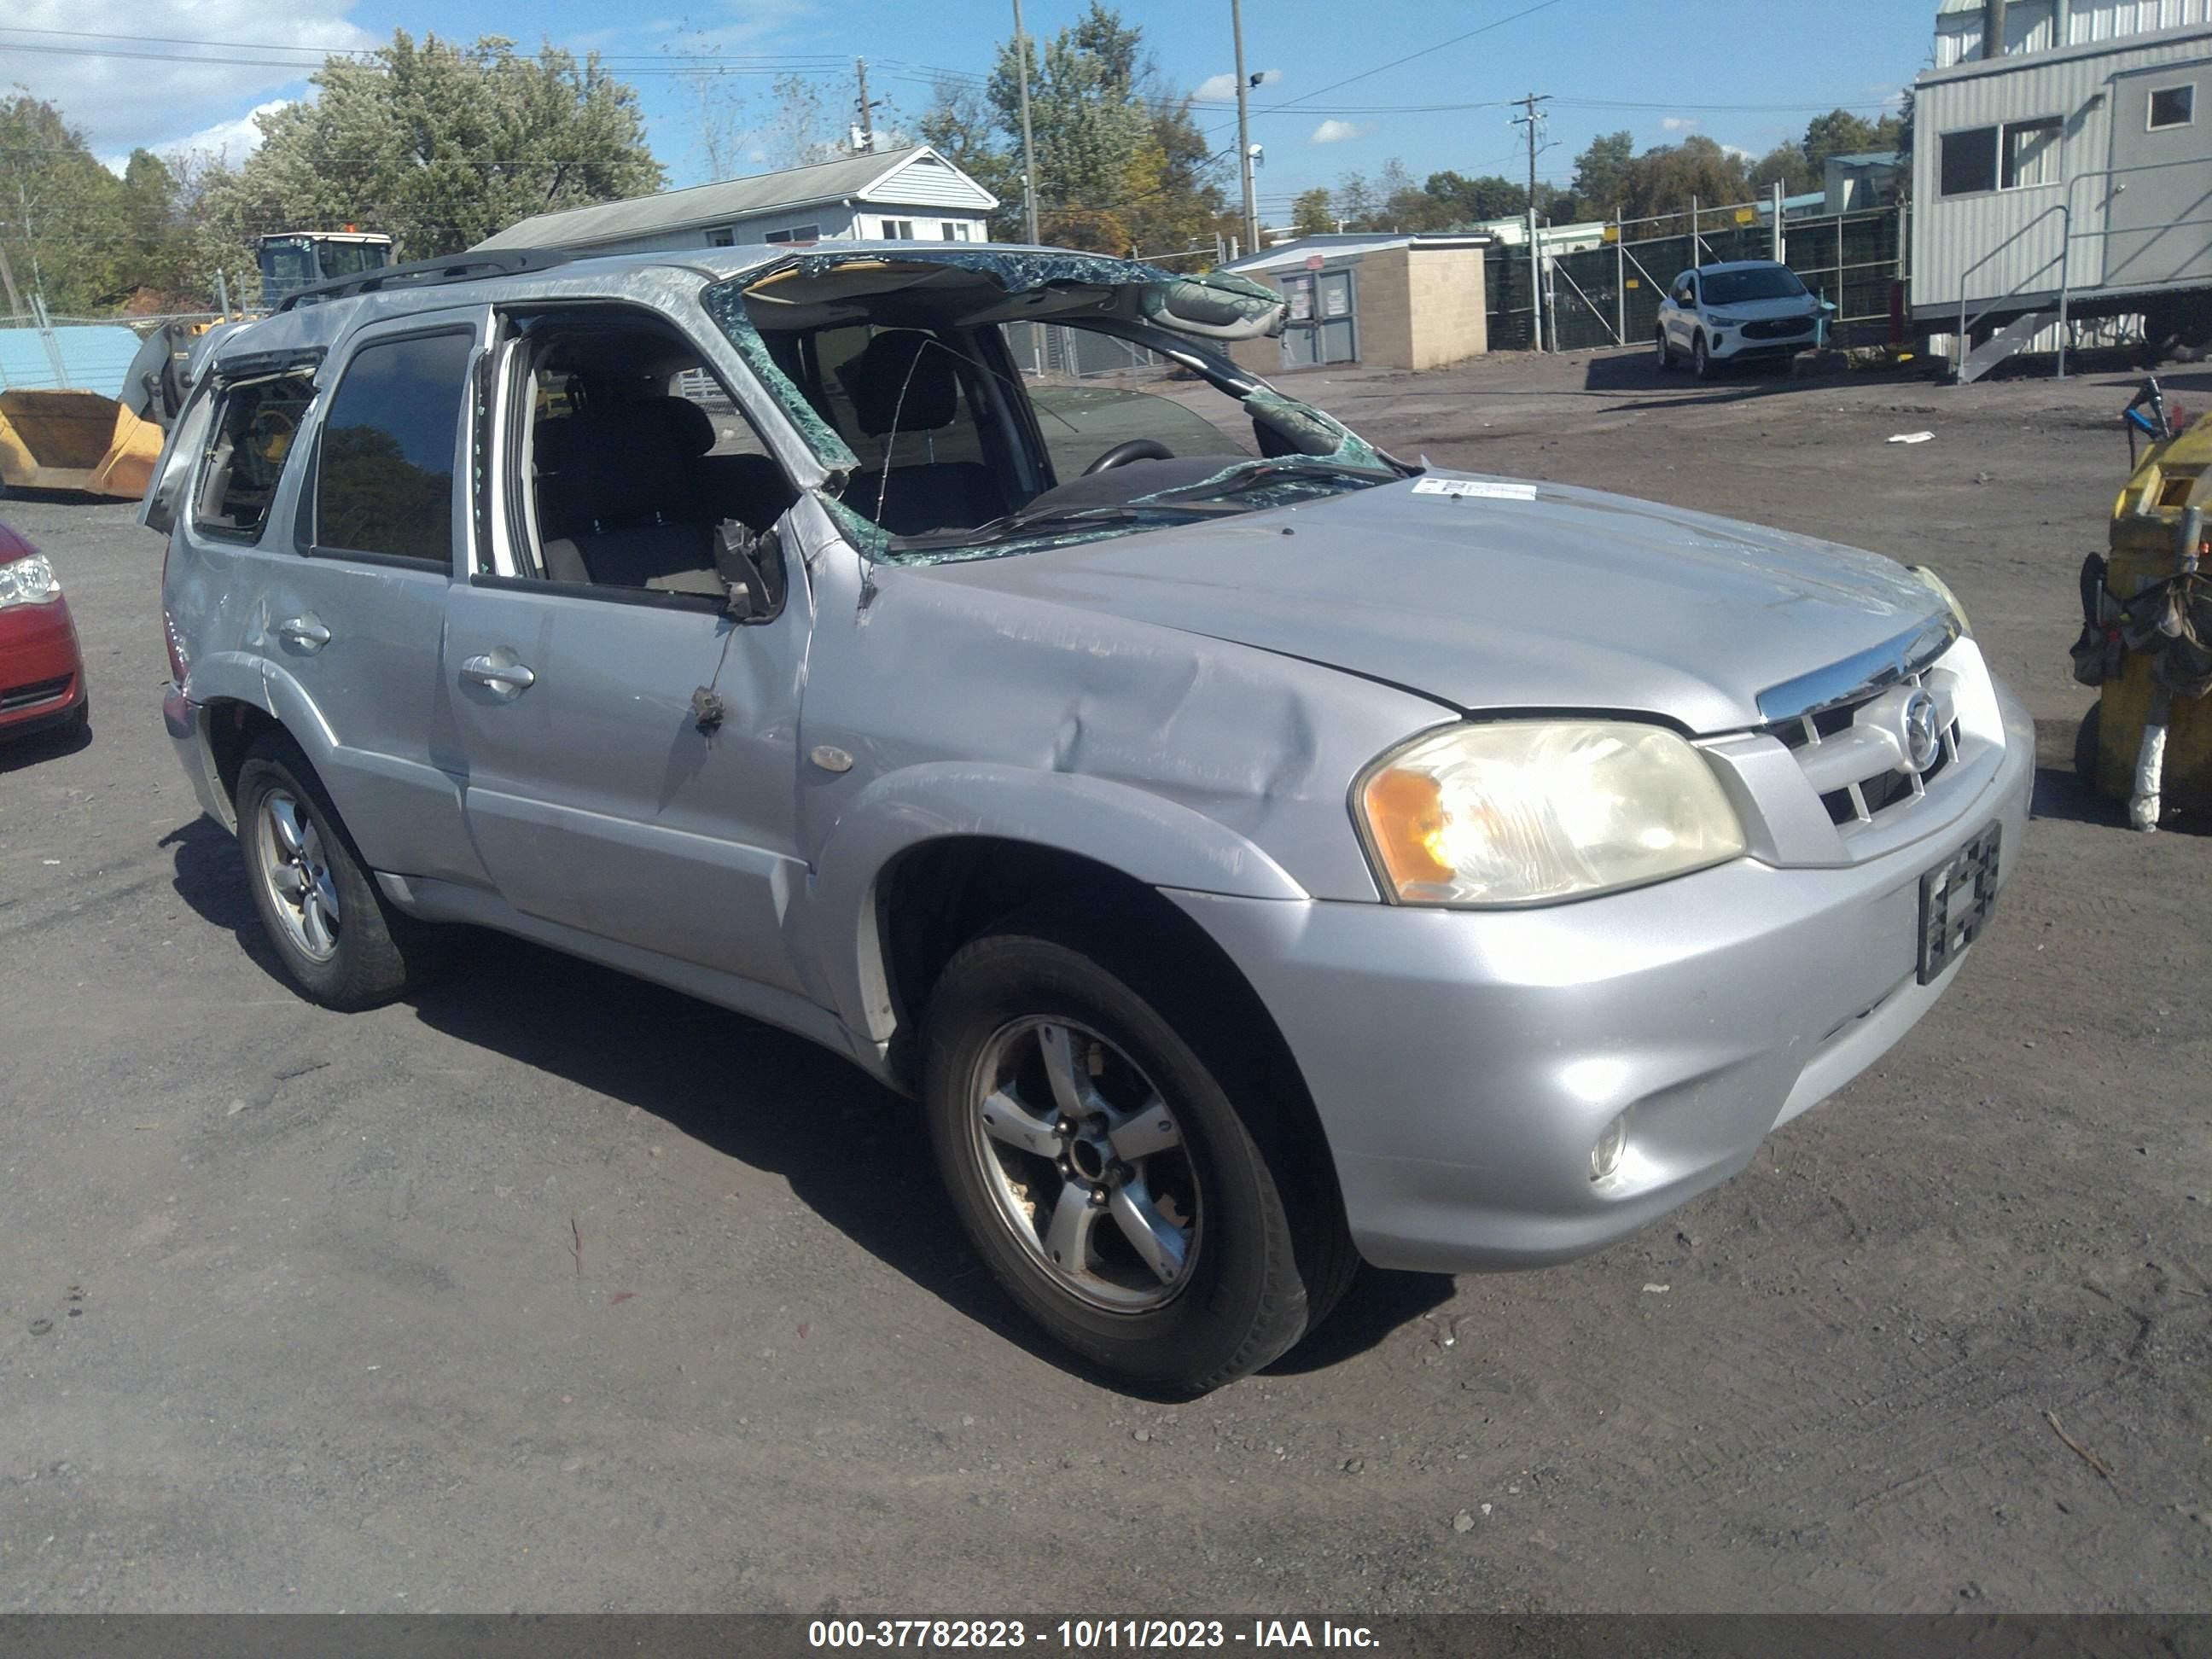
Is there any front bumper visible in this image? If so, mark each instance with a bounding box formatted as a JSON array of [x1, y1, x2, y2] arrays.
[[1168, 681, 2035, 1274], [1707, 329, 1814, 362], [0, 596, 85, 738], [163, 684, 236, 830]]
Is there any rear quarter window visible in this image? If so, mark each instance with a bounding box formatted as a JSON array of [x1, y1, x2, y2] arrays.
[[190, 371, 316, 542]]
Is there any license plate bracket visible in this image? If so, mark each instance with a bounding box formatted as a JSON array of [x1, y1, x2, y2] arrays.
[[1918, 821, 2001, 984]]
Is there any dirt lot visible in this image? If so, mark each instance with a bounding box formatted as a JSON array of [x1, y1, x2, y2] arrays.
[[1, 346, 2206, 1615]]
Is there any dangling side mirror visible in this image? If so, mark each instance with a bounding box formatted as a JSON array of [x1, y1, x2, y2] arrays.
[[713, 521, 787, 624]]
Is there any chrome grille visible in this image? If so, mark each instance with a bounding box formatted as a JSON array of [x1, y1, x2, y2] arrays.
[[1761, 668, 1962, 830]]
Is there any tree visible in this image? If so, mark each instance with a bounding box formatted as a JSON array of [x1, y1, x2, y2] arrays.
[[1749, 140, 1814, 198], [1616, 135, 1752, 224], [0, 96, 150, 312], [1568, 130, 1635, 220], [917, 76, 1021, 234], [1423, 171, 1527, 225], [201, 32, 664, 273], [1802, 108, 1904, 172], [1329, 171, 1377, 230], [923, 3, 1228, 255], [1289, 186, 1334, 236]]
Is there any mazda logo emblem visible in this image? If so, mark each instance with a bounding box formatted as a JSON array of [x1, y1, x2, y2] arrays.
[[1901, 690, 1943, 771]]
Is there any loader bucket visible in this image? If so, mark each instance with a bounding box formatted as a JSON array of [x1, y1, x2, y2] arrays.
[[0, 388, 166, 500]]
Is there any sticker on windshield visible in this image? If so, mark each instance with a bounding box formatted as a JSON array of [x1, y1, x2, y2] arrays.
[[1413, 478, 1538, 501]]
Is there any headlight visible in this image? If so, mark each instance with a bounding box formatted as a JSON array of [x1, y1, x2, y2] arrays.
[[1705, 312, 1743, 328], [1357, 720, 1746, 906], [0, 552, 61, 609], [1907, 565, 1971, 636]]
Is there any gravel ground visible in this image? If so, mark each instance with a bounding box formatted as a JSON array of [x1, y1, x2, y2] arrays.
[[0, 346, 2206, 1615]]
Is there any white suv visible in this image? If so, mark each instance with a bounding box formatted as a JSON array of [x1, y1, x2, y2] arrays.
[[1656, 259, 1823, 377]]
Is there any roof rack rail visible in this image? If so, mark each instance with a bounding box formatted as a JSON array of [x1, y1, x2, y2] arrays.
[[276, 248, 573, 311]]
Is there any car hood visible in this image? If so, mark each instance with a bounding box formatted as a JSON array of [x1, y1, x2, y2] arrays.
[[909, 473, 1948, 734], [1708, 294, 1819, 319]]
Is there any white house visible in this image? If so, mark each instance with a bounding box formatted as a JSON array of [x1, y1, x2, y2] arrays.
[[474, 145, 999, 256]]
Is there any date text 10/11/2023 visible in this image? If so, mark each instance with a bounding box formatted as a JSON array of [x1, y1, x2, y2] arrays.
[[806, 1620, 1382, 1650]]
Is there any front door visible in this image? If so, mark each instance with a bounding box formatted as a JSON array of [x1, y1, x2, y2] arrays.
[[440, 581, 812, 993], [2103, 59, 2212, 291], [1280, 270, 1359, 369]]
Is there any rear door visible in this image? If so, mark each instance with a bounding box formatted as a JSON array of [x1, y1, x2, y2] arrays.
[[254, 309, 492, 887]]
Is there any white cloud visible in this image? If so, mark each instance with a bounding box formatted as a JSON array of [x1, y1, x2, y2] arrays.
[[1310, 119, 1369, 144], [6, 0, 374, 154], [168, 101, 292, 166], [1661, 116, 1698, 132], [99, 100, 289, 175], [1721, 143, 1755, 161], [1196, 67, 1282, 102]]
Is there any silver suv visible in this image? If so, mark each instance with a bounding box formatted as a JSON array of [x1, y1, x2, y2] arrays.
[[149, 243, 2032, 1394]]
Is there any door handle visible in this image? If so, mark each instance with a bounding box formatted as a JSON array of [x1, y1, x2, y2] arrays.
[[275, 616, 330, 650], [461, 654, 536, 693]]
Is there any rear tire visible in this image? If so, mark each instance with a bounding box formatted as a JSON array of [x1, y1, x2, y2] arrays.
[[2074, 702, 2103, 795], [235, 731, 445, 1010], [1655, 329, 1674, 371], [922, 911, 1351, 1395]]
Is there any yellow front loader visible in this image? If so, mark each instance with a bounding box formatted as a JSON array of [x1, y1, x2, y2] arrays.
[[0, 321, 190, 501], [0, 387, 166, 498]]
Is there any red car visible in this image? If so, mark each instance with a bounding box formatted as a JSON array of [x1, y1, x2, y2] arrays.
[[0, 519, 88, 742]]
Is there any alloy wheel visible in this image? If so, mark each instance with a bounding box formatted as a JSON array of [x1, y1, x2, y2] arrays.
[[967, 1016, 1202, 1313], [255, 788, 341, 962]]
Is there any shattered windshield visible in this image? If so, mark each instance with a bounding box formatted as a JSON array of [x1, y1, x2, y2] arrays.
[[701, 248, 1406, 567]]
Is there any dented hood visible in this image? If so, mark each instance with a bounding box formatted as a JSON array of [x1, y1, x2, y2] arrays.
[[912, 473, 1951, 735]]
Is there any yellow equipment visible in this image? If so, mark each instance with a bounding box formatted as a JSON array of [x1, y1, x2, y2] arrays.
[[0, 387, 166, 499], [2072, 380, 2212, 824]]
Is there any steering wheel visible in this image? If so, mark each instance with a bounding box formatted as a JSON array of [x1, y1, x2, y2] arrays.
[[1084, 438, 1175, 475]]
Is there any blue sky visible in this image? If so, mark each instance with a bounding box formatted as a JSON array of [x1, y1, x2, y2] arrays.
[[6, 0, 1936, 207]]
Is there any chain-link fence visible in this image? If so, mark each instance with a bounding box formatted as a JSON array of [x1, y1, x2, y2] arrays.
[[1487, 202, 1904, 354], [1003, 321, 1167, 381]]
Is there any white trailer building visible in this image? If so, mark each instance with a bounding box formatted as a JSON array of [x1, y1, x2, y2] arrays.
[[1912, 1, 2211, 374]]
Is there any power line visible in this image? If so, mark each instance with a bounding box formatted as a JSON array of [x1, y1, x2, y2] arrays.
[[1274, 0, 1573, 113]]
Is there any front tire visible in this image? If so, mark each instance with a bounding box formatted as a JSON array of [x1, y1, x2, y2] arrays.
[[1691, 334, 1712, 378], [922, 918, 1345, 1394], [235, 731, 444, 1010]]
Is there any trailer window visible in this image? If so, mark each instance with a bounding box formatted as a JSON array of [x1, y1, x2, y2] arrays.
[[2149, 84, 2195, 131], [2001, 119, 2061, 189], [1941, 127, 1999, 195]]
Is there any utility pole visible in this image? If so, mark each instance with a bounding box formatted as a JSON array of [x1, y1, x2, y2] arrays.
[[1010, 0, 1043, 244], [1231, 0, 1260, 256], [0, 241, 23, 321], [853, 59, 876, 153], [1512, 92, 1551, 352]]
